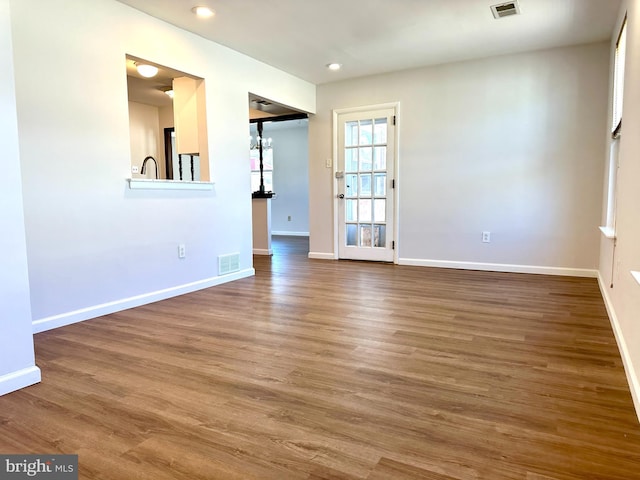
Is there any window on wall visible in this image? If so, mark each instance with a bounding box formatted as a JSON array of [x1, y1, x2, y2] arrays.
[[250, 147, 273, 192], [612, 18, 627, 138], [602, 17, 627, 237]]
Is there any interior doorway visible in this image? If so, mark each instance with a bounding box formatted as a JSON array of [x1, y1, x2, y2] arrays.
[[249, 94, 310, 258]]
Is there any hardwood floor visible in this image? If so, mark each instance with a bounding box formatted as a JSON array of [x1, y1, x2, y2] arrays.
[[1, 235, 639, 479]]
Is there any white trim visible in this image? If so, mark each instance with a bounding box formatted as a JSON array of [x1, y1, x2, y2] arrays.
[[393, 105, 401, 265], [253, 249, 273, 255], [597, 273, 640, 422], [599, 226, 616, 239], [0, 366, 41, 396], [272, 231, 309, 237], [308, 252, 337, 260], [332, 109, 339, 260], [32, 269, 255, 334], [398, 258, 597, 277], [332, 102, 401, 115], [632, 271, 640, 286], [127, 178, 215, 191]]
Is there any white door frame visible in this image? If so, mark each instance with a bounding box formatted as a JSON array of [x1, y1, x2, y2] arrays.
[[332, 102, 400, 263]]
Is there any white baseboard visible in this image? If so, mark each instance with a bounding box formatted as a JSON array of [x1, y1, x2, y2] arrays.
[[253, 249, 273, 255], [32, 269, 255, 334], [0, 366, 41, 396], [272, 231, 309, 237], [308, 252, 336, 260], [398, 258, 598, 277], [597, 273, 640, 423]]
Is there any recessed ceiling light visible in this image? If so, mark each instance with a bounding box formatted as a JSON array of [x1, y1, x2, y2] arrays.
[[135, 63, 158, 78], [192, 6, 215, 18], [327, 63, 342, 71]]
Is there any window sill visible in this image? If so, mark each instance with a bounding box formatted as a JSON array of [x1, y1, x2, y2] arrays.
[[599, 226, 616, 239], [127, 179, 214, 191], [632, 271, 640, 286]]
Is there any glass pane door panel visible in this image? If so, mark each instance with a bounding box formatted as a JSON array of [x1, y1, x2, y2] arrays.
[[359, 120, 373, 145], [360, 225, 372, 247], [346, 224, 357, 246], [374, 199, 386, 222], [346, 200, 357, 222], [374, 225, 386, 247], [359, 147, 372, 171], [345, 148, 358, 172], [346, 174, 358, 197], [374, 174, 386, 196], [345, 121, 358, 147], [374, 147, 386, 170], [359, 199, 372, 222], [374, 118, 387, 144], [360, 174, 372, 196]]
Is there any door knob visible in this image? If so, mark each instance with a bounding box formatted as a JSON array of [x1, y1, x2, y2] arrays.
[[337, 194, 345, 199]]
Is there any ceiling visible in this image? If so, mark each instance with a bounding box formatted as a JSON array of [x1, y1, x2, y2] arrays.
[[116, 0, 621, 85]]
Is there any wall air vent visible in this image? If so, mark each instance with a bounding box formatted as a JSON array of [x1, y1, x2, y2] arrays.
[[491, 1, 520, 19], [218, 253, 240, 275]]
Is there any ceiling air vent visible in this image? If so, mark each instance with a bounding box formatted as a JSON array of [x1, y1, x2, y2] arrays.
[[491, 1, 520, 19]]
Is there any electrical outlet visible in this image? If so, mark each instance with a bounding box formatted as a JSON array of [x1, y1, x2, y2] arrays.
[[482, 231, 491, 243], [131, 165, 139, 174], [178, 244, 186, 258], [287, 215, 292, 221]]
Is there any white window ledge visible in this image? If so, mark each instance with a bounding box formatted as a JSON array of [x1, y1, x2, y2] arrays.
[[632, 271, 640, 286], [128, 179, 214, 191], [599, 226, 616, 239]]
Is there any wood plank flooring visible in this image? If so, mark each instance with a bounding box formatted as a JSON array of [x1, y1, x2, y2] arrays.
[[1, 235, 640, 479]]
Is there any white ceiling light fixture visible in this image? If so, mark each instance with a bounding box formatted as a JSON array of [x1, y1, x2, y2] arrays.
[[192, 6, 215, 18], [135, 63, 158, 78], [327, 63, 342, 71]]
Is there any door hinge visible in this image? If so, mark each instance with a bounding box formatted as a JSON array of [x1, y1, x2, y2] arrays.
[[392, 115, 396, 126], [392, 241, 395, 250], [392, 179, 396, 189]]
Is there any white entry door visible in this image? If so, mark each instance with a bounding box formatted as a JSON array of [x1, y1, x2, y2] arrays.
[[336, 107, 396, 262]]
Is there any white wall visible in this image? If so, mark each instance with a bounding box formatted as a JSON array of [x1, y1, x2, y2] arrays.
[[264, 120, 309, 235], [598, 0, 640, 419], [8, 0, 315, 337], [310, 43, 609, 275], [128, 101, 160, 179], [128, 101, 175, 180], [0, 0, 40, 394]]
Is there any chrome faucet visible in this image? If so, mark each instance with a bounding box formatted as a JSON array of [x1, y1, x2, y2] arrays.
[[141, 156, 158, 179]]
